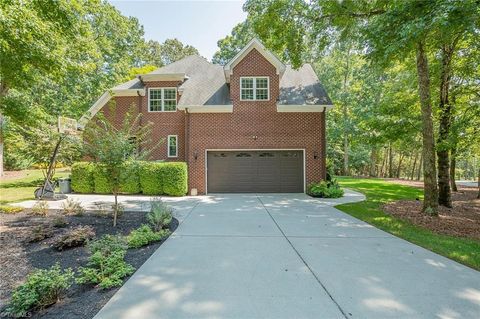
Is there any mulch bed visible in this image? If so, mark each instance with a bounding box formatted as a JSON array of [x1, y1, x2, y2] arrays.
[[383, 186, 480, 240], [0, 210, 178, 319]]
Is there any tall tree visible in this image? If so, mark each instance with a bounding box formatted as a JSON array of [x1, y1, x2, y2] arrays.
[[213, 19, 256, 65], [244, 0, 478, 214], [160, 38, 199, 65]]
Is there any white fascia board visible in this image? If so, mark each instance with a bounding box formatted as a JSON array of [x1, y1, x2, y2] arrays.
[[276, 104, 334, 112], [140, 73, 187, 82], [182, 105, 233, 113], [112, 89, 145, 97], [224, 38, 286, 82]]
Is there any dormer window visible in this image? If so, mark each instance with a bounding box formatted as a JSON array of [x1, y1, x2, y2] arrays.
[[240, 77, 269, 101], [149, 88, 177, 112]]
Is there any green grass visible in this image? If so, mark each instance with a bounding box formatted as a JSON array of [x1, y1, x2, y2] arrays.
[[0, 168, 70, 204], [336, 177, 480, 270]]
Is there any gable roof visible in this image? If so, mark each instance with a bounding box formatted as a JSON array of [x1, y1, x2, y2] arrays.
[[223, 38, 286, 82], [148, 55, 231, 107]]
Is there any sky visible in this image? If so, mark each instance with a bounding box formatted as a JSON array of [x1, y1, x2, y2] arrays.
[[110, 1, 247, 60]]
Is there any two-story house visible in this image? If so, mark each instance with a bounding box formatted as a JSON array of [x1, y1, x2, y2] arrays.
[[80, 39, 333, 195]]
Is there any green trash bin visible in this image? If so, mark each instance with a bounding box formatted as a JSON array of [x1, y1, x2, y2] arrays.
[[58, 178, 72, 194]]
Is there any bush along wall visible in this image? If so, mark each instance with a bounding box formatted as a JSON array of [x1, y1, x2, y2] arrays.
[[71, 161, 188, 196], [71, 162, 95, 193]]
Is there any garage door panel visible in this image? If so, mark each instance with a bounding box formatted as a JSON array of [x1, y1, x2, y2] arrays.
[[207, 151, 303, 193]]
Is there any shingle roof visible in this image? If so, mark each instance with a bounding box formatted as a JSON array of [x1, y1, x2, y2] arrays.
[[111, 56, 331, 107], [148, 56, 231, 106], [278, 65, 332, 105]]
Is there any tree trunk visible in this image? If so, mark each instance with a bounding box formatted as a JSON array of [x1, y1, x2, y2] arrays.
[[450, 147, 458, 192], [369, 148, 377, 177], [0, 81, 8, 177], [417, 153, 423, 181], [411, 152, 418, 180], [397, 153, 404, 178], [388, 144, 393, 178], [477, 167, 480, 199], [342, 47, 351, 176], [415, 41, 438, 215], [436, 44, 455, 208], [113, 193, 118, 227], [380, 149, 386, 177]]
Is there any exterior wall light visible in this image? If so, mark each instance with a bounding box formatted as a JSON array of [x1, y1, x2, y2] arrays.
[[314, 151, 319, 159]]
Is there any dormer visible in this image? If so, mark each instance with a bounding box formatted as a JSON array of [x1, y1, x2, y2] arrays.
[[223, 38, 286, 83]]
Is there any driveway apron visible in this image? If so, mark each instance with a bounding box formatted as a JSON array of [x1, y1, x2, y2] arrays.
[[94, 191, 480, 319]]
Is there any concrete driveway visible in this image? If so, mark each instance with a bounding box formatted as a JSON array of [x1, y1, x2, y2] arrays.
[[84, 191, 480, 319]]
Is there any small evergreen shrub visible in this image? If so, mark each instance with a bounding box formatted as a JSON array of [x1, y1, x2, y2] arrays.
[[54, 226, 95, 251], [126, 224, 169, 249], [28, 225, 54, 243], [31, 201, 49, 216], [71, 162, 94, 193], [0, 205, 23, 214], [61, 198, 85, 215], [93, 164, 113, 194], [307, 179, 344, 198], [76, 235, 134, 289], [52, 215, 68, 228], [119, 161, 141, 194], [148, 198, 173, 232], [3, 264, 74, 317]]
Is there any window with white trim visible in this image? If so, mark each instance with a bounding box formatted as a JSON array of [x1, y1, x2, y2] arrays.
[[149, 88, 177, 112], [240, 77, 269, 101], [167, 135, 178, 157]]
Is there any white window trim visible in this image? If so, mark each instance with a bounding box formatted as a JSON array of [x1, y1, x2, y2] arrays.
[[148, 87, 177, 112], [167, 135, 178, 158], [240, 77, 270, 101]]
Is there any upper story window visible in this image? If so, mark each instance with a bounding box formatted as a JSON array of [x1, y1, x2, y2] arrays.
[[149, 88, 177, 112], [240, 77, 269, 101]]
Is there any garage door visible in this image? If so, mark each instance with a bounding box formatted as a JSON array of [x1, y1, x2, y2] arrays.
[[207, 151, 304, 193]]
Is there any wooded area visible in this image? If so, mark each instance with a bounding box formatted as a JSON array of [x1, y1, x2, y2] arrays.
[[0, 0, 199, 174], [1, 0, 479, 215], [213, 0, 480, 214]]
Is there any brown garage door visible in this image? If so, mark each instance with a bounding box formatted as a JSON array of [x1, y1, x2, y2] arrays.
[[207, 151, 304, 193]]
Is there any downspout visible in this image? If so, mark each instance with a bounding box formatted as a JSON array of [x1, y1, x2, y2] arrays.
[[137, 75, 145, 154], [185, 107, 190, 193], [321, 109, 327, 180]]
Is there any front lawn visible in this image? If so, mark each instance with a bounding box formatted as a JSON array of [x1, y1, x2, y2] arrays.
[[0, 168, 70, 204], [336, 177, 480, 270]]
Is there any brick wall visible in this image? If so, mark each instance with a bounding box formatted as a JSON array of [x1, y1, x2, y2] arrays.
[[99, 49, 326, 194], [188, 48, 326, 194], [102, 80, 186, 161]]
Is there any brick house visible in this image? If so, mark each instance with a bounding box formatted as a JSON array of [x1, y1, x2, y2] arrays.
[[80, 39, 333, 195]]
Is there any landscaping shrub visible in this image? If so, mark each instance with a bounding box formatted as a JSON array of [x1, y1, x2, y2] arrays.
[[54, 226, 95, 251], [76, 235, 134, 289], [119, 161, 141, 194], [139, 161, 187, 196], [3, 264, 74, 317], [52, 215, 68, 228], [161, 162, 188, 196], [71, 162, 94, 193], [31, 201, 49, 216], [93, 164, 113, 194], [147, 198, 173, 232], [126, 224, 170, 248], [138, 161, 163, 195], [28, 225, 54, 242], [71, 161, 188, 196], [61, 198, 85, 215], [0, 205, 23, 214], [307, 179, 344, 198]]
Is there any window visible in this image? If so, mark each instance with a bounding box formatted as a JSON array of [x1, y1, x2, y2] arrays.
[[149, 88, 177, 112], [240, 77, 269, 101], [168, 135, 177, 157]]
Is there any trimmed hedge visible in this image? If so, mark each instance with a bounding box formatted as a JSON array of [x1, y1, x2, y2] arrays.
[[71, 161, 187, 196], [71, 162, 94, 193]]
